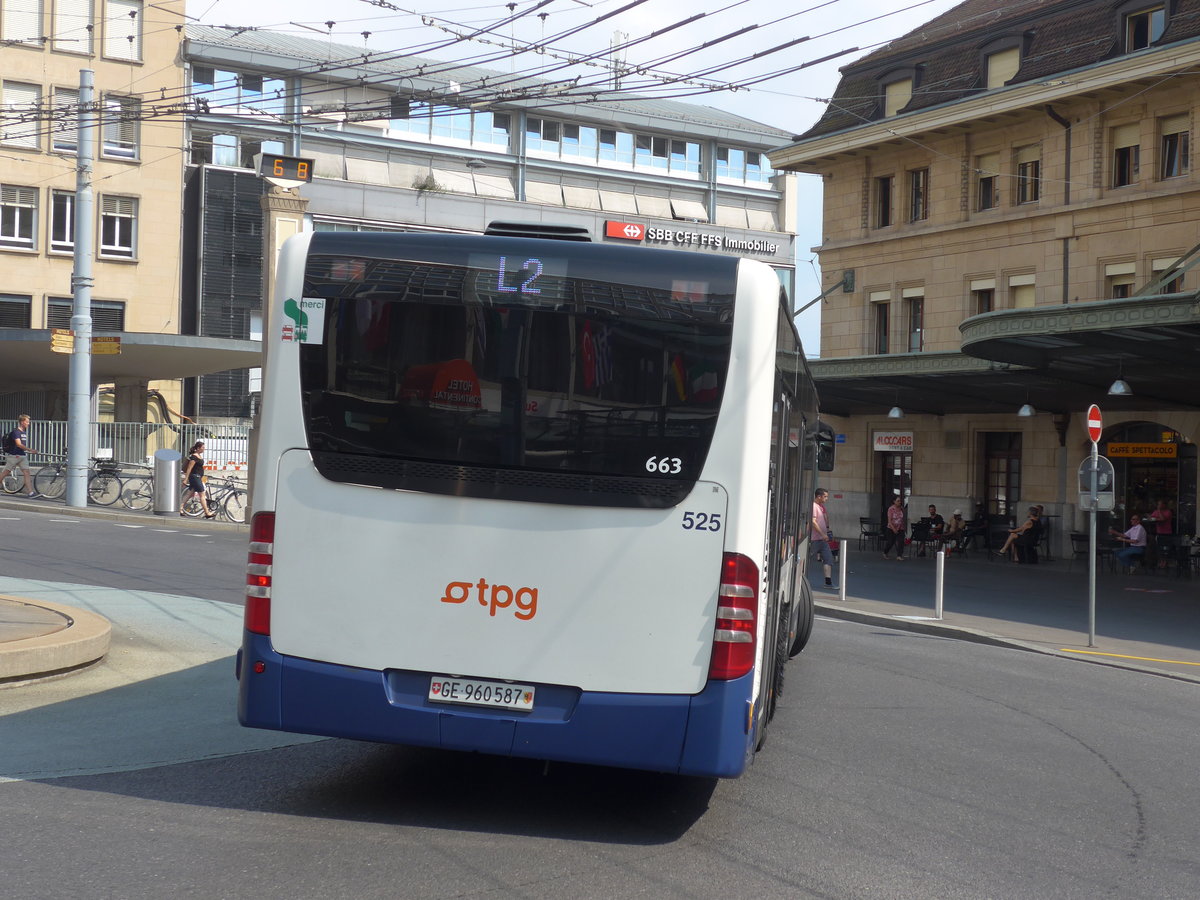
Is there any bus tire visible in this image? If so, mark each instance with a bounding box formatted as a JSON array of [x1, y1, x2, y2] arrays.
[[789, 580, 814, 657]]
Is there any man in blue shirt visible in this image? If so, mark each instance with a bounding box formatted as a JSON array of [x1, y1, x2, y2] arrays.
[[1, 414, 43, 499]]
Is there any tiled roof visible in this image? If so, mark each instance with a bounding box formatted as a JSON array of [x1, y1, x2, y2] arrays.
[[184, 24, 791, 142], [799, 0, 1200, 140]]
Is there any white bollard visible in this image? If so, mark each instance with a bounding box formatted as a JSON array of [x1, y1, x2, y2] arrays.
[[839, 542, 848, 602], [935, 549, 945, 619]]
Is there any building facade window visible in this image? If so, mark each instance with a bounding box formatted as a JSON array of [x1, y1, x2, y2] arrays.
[[99, 195, 137, 258], [104, 0, 142, 61], [191, 66, 288, 116], [431, 104, 473, 143], [1009, 274, 1036, 308], [1, 81, 41, 149], [0, 184, 37, 250], [47, 297, 125, 330], [716, 145, 768, 183], [598, 128, 633, 164], [1159, 114, 1189, 179], [873, 300, 890, 354], [985, 47, 1020, 88], [883, 78, 912, 117], [976, 153, 1000, 210], [971, 286, 995, 314], [1015, 145, 1041, 203], [1125, 4, 1165, 52], [905, 293, 924, 352], [1105, 262, 1137, 298], [0, 293, 32, 328], [53, 87, 80, 153], [50, 190, 75, 252], [874, 175, 894, 227], [983, 431, 1021, 517], [190, 131, 284, 168], [908, 167, 929, 221], [2, 0, 43, 45], [53, 0, 94, 53], [1152, 257, 1183, 293], [1112, 123, 1140, 187], [102, 94, 140, 159]]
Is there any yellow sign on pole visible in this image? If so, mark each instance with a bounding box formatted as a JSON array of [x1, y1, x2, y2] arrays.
[[50, 328, 73, 354], [49, 330, 122, 354]]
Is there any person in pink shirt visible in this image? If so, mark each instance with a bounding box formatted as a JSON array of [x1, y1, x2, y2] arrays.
[[1145, 499, 1173, 534], [881, 496, 907, 560], [811, 489, 835, 587]]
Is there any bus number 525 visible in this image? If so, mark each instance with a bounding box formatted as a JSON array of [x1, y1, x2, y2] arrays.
[[682, 512, 721, 531]]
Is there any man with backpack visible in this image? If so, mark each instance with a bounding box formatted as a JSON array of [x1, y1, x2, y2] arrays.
[[1, 414, 44, 499]]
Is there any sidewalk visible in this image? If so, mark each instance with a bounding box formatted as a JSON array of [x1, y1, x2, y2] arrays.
[[814, 545, 1200, 683], [0, 493, 242, 685]]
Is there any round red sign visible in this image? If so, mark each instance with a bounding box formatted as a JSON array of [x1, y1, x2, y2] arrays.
[[1086, 404, 1103, 443]]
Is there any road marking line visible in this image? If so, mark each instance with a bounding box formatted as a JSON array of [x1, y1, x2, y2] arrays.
[[1059, 648, 1200, 667], [113, 523, 144, 528]]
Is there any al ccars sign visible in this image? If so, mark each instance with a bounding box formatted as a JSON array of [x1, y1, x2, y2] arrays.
[[605, 221, 645, 241]]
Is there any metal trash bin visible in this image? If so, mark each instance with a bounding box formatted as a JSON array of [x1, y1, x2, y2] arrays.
[[153, 449, 182, 515]]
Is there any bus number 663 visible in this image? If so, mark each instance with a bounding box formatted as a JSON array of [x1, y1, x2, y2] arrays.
[[682, 512, 721, 531]]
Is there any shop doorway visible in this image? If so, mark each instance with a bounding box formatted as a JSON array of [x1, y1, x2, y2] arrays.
[[879, 451, 912, 523], [1102, 421, 1196, 536]]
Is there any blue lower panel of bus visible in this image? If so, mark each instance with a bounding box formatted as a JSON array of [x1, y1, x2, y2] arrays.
[[237, 632, 754, 778]]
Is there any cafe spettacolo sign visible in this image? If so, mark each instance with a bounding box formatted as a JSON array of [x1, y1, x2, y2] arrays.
[[603, 220, 783, 257], [1105, 442, 1178, 458]]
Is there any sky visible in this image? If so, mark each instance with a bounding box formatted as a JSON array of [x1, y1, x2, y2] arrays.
[[185, 0, 964, 355]]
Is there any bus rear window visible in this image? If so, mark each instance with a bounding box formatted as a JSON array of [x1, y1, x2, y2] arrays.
[[296, 234, 737, 508]]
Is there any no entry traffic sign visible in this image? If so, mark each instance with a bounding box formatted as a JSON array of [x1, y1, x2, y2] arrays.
[[1086, 404, 1103, 443]]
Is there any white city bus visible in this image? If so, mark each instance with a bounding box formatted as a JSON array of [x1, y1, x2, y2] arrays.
[[238, 223, 833, 777]]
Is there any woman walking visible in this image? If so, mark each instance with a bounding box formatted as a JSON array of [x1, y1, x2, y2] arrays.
[[881, 496, 908, 560], [181, 440, 216, 519]]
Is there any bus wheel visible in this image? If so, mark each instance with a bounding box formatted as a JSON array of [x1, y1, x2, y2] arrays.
[[789, 580, 814, 657]]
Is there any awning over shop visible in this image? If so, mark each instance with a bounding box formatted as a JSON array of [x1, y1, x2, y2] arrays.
[[812, 293, 1200, 418]]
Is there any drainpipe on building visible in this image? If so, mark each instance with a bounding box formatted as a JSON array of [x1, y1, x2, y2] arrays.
[[1046, 105, 1072, 305]]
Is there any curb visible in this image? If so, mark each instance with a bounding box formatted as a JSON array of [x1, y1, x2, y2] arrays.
[[815, 601, 1200, 685], [0, 597, 112, 685], [0, 495, 247, 530]]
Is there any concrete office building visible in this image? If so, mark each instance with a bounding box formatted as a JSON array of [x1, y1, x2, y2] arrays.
[[772, 0, 1200, 548], [181, 25, 799, 419], [0, 0, 204, 420]]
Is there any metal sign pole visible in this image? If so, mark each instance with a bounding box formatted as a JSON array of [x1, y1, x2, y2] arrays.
[[1088, 440, 1098, 648]]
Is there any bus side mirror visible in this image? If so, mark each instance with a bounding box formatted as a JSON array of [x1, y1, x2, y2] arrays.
[[816, 422, 835, 472]]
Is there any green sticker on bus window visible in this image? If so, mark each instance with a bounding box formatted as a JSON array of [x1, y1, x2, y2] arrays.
[[281, 297, 326, 344]]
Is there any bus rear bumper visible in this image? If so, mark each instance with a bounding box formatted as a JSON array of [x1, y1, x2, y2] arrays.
[[237, 631, 754, 778]]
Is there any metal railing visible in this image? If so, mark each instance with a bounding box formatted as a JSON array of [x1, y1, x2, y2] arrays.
[[1, 419, 251, 474]]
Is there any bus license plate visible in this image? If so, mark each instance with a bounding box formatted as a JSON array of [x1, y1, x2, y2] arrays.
[[428, 677, 535, 711]]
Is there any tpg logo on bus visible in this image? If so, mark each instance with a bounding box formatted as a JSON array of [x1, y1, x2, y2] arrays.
[[441, 578, 539, 620]]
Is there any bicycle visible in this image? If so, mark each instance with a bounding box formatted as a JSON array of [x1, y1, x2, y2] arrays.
[[33, 457, 68, 499], [119, 466, 154, 511], [181, 473, 248, 523], [32, 457, 125, 504], [86, 458, 124, 506]]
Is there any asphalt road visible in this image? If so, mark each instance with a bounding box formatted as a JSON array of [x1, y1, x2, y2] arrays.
[[2, 514, 1198, 899]]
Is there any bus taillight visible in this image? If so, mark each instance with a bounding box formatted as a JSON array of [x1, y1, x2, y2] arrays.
[[245, 511, 275, 635], [709, 552, 758, 680]]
